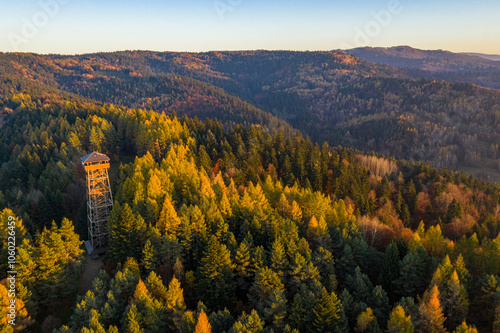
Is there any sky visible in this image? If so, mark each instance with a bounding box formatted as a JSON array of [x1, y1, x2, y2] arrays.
[[0, 0, 499, 55]]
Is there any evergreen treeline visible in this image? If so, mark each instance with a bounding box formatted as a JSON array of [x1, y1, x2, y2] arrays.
[[1, 93, 499, 332]]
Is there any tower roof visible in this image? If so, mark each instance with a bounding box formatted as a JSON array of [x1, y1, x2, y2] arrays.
[[81, 152, 110, 164]]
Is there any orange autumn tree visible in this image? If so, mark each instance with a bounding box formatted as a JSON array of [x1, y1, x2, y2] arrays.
[[418, 285, 447, 333], [194, 309, 212, 333]]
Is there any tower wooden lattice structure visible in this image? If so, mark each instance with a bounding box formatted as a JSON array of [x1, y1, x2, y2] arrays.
[[81, 152, 113, 254]]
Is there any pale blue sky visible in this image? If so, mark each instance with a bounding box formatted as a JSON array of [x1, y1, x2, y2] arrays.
[[0, 0, 499, 54]]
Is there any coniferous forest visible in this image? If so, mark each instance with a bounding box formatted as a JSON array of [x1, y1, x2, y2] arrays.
[[0, 49, 500, 333]]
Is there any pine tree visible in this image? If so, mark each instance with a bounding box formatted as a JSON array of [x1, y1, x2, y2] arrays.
[[132, 279, 152, 309], [194, 309, 212, 333], [277, 193, 290, 217], [312, 247, 337, 291], [141, 240, 157, 273], [377, 177, 391, 200], [287, 252, 320, 293], [446, 199, 463, 223], [82, 309, 106, 333], [289, 284, 317, 331], [418, 285, 447, 333], [58, 217, 84, 259], [145, 271, 168, 302], [270, 238, 287, 279], [166, 277, 185, 312], [478, 275, 500, 328], [158, 197, 182, 236], [369, 285, 390, 327], [377, 240, 400, 301], [123, 305, 143, 333], [395, 251, 428, 299], [387, 305, 414, 333], [249, 267, 285, 312], [453, 321, 478, 333], [230, 310, 264, 333], [336, 244, 356, 281], [262, 289, 287, 330], [288, 200, 303, 221], [312, 287, 345, 333], [219, 192, 232, 219], [109, 203, 147, 263], [345, 267, 373, 304], [453, 255, 471, 290], [209, 308, 235, 333], [355, 308, 381, 333], [250, 246, 266, 275], [147, 172, 164, 201], [442, 271, 468, 331], [408, 233, 423, 253], [234, 240, 252, 290], [424, 225, 446, 257], [197, 235, 235, 309]]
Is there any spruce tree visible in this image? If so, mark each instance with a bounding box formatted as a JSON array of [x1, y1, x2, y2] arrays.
[[387, 305, 414, 333], [234, 240, 252, 290], [442, 271, 468, 331], [123, 304, 143, 333], [395, 251, 427, 298], [377, 240, 400, 301], [270, 238, 287, 279], [109, 203, 147, 263], [249, 267, 285, 312], [312, 287, 345, 333], [478, 275, 500, 329], [141, 240, 157, 273], [345, 267, 373, 305], [197, 235, 235, 310], [145, 271, 168, 302], [262, 289, 287, 330], [336, 244, 356, 281], [289, 284, 317, 331], [369, 285, 390, 327]]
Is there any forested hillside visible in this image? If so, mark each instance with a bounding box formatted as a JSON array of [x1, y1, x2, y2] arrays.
[[345, 46, 500, 89], [1, 88, 500, 332], [1, 50, 499, 181]]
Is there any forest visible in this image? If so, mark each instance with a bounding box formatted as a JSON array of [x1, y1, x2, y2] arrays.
[[1, 50, 499, 181], [0, 78, 499, 332]]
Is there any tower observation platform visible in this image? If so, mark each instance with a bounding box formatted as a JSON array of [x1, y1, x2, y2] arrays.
[[81, 152, 113, 256]]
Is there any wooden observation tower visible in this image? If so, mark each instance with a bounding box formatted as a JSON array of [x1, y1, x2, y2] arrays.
[[81, 152, 113, 256]]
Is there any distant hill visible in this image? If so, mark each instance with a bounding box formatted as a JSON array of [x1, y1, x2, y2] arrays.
[[345, 46, 500, 72], [462, 52, 500, 62], [345, 46, 500, 90]]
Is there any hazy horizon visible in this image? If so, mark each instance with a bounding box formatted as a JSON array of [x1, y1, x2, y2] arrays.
[[2, 45, 500, 58], [1, 0, 499, 55]]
